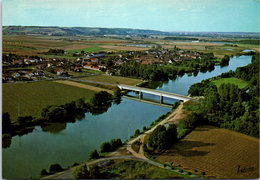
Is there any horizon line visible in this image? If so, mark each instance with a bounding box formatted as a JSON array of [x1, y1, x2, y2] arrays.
[[3, 25, 260, 34]]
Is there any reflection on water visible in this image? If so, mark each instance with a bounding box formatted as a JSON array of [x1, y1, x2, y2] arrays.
[[2, 98, 170, 179], [41, 123, 67, 134], [2, 55, 252, 179]]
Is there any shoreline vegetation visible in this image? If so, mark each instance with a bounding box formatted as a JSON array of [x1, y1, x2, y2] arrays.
[[2, 31, 259, 179], [2, 89, 122, 148], [21, 53, 258, 179]]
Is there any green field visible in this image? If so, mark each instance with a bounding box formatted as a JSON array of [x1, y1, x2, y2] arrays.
[[68, 46, 105, 54], [101, 160, 183, 179], [3, 81, 96, 121], [76, 74, 142, 86], [211, 77, 249, 89]]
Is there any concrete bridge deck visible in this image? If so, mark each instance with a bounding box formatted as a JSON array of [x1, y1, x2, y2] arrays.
[[118, 84, 195, 102]]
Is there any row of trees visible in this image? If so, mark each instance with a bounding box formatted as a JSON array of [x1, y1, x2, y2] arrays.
[[119, 53, 223, 81], [46, 49, 65, 54], [2, 90, 122, 137]]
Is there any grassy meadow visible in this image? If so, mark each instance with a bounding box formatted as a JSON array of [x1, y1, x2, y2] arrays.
[[101, 160, 183, 179], [211, 77, 249, 89], [76, 74, 143, 86], [3, 81, 96, 121]]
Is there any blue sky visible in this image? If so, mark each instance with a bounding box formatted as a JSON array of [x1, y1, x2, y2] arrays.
[[2, 0, 260, 32]]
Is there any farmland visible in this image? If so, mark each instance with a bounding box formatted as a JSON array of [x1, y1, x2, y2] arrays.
[[156, 125, 259, 179], [76, 74, 143, 86], [2, 81, 96, 121], [2, 35, 152, 57], [211, 77, 249, 89]]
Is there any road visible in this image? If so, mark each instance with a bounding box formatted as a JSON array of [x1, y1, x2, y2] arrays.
[[42, 102, 202, 179]]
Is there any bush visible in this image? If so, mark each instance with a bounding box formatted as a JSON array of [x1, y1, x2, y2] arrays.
[[100, 142, 111, 153], [134, 129, 140, 136], [2, 112, 11, 133], [17, 116, 33, 126], [172, 101, 181, 110], [48, 163, 63, 173], [40, 168, 48, 176], [89, 149, 99, 159], [72, 164, 100, 179], [201, 172, 206, 175], [71, 162, 79, 167], [188, 172, 192, 175], [72, 164, 89, 179], [194, 169, 198, 172], [110, 138, 122, 150]]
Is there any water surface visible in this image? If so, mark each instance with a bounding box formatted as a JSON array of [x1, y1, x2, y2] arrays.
[[2, 55, 252, 179]]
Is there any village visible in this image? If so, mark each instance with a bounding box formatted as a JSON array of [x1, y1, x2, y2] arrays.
[[2, 47, 203, 82]]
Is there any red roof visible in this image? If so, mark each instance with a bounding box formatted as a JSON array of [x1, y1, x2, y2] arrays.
[[57, 69, 64, 72]]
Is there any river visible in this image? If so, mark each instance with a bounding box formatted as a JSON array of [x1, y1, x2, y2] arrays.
[[2, 55, 252, 179]]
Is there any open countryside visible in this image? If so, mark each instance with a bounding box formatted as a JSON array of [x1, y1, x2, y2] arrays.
[[2, 0, 260, 179]]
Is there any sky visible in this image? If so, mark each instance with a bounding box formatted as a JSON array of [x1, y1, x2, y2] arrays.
[[2, 0, 260, 32]]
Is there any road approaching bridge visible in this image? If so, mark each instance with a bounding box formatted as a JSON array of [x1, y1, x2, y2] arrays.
[[117, 84, 195, 103]]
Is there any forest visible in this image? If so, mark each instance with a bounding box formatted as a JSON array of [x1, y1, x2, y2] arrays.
[[187, 54, 259, 137]]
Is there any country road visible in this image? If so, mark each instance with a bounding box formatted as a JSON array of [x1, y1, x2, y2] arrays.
[[41, 102, 204, 179]]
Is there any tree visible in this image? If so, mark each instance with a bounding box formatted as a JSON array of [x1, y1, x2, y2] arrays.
[[90, 91, 113, 107], [40, 168, 48, 176], [110, 138, 122, 150], [100, 142, 111, 153], [134, 129, 140, 136], [48, 163, 63, 173], [2, 112, 11, 133], [89, 149, 99, 159], [113, 88, 122, 104], [17, 116, 33, 126]]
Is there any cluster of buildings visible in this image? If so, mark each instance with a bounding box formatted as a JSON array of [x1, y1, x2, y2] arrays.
[[2, 48, 202, 82]]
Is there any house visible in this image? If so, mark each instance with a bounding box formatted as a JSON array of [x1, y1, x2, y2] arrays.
[[25, 72, 34, 78], [106, 70, 113, 75], [91, 58, 99, 63], [57, 69, 64, 75], [12, 72, 21, 78], [74, 67, 82, 72], [47, 63, 53, 67], [13, 60, 23, 65], [34, 71, 45, 77], [83, 65, 100, 71]]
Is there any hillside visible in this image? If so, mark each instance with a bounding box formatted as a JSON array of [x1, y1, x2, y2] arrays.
[[2, 26, 171, 36], [3, 26, 260, 38]]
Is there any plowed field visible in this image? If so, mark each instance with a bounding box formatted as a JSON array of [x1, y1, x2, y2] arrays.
[[156, 125, 259, 179]]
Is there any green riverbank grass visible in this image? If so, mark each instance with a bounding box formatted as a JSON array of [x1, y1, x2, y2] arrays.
[[211, 77, 249, 89], [3, 81, 96, 121]]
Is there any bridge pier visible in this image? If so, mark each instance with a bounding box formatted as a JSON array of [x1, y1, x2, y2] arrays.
[[160, 95, 163, 104], [139, 91, 143, 99]]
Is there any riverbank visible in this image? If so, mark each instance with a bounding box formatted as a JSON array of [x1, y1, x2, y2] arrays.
[[40, 102, 199, 179]]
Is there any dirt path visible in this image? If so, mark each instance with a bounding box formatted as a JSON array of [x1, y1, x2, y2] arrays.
[[54, 80, 113, 93], [42, 102, 203, 179], [127, 102, 185, 160]]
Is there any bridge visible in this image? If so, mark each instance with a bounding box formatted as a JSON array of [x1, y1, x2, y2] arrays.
[[117, 84, 195, 103]]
